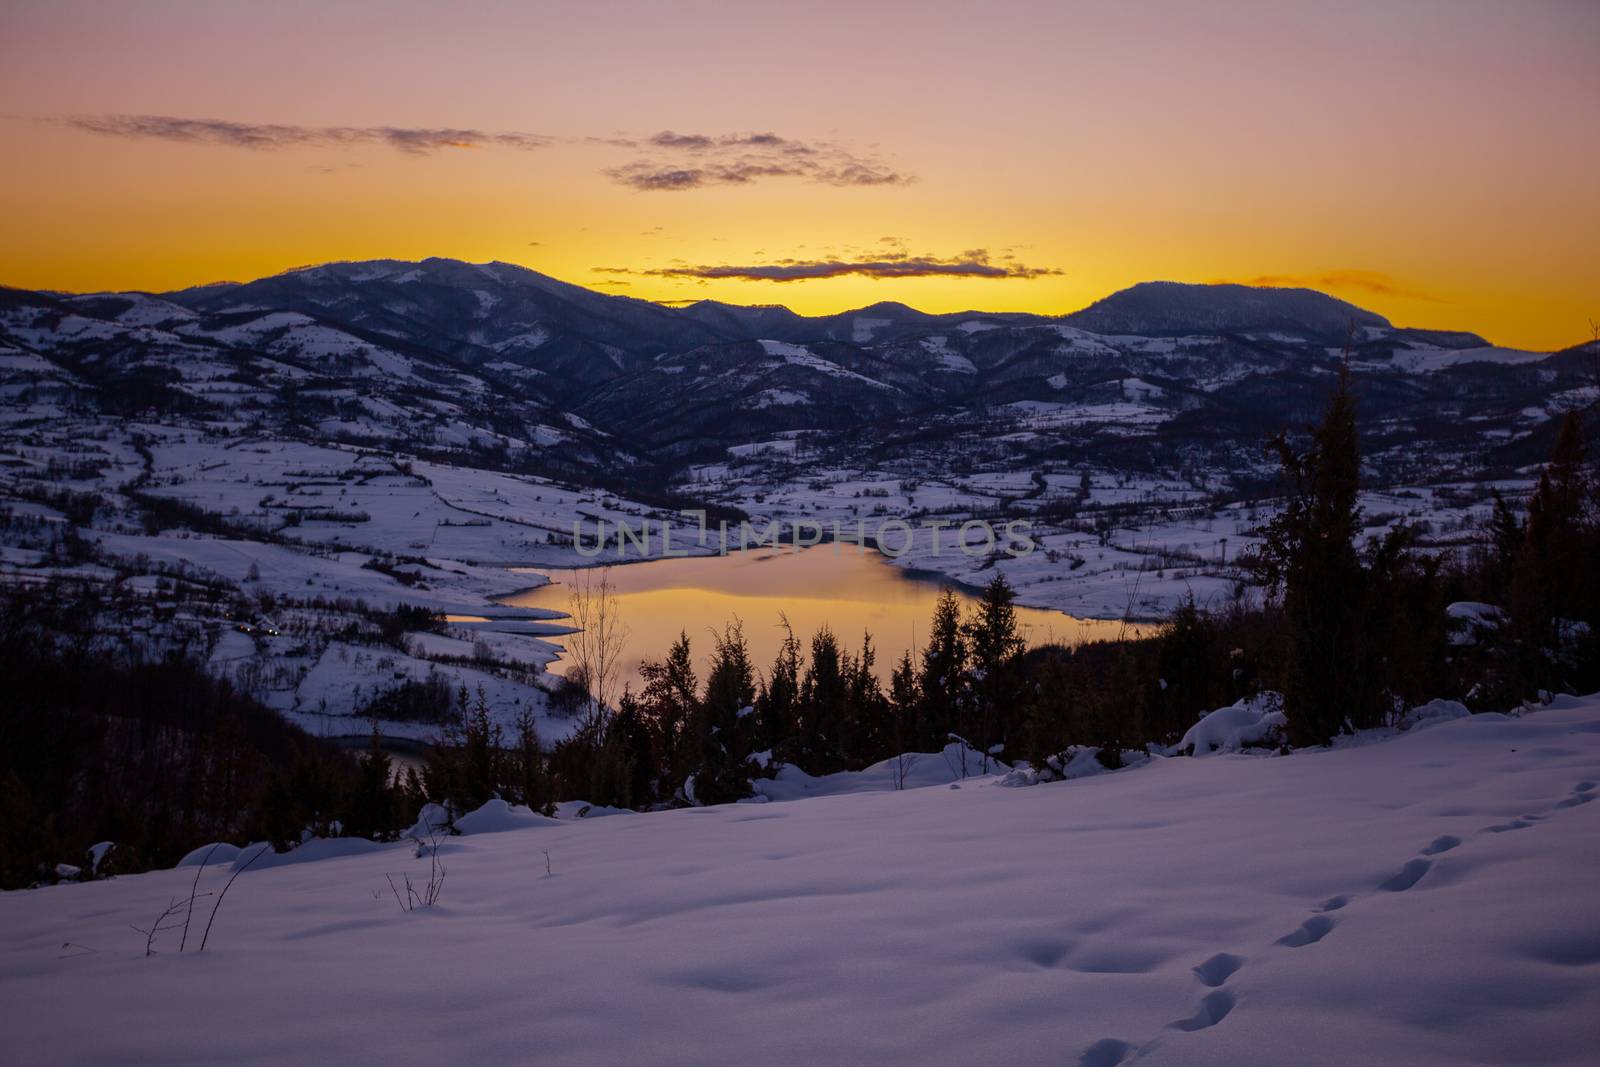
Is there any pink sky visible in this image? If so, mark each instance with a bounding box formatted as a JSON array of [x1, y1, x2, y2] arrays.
[[2, 0, 1596, 348]]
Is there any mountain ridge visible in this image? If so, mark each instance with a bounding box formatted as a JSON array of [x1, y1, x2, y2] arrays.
[[21, 257, 1526, 350]]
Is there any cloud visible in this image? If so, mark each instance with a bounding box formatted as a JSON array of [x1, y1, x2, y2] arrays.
[[601, 250, 1061, 282], [56, 114, 911, 191], [58, 114, 553, 153], [1206, 269, 1440, 302], [604, 130, 911, 191]]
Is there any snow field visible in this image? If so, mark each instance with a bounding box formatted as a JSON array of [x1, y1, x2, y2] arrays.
[[3, 696, 1597, 1065]]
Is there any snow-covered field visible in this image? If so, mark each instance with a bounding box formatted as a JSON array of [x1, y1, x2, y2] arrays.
[[5, 694, 1598, 1065]]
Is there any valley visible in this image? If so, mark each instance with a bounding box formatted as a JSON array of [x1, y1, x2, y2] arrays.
[[2, 260, 1593, 742]]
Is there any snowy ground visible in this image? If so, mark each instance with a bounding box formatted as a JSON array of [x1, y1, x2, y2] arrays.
[[4, 695, 1598, 1065]]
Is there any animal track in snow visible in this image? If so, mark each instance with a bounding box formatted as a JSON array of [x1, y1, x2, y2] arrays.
[[1192, 952, 1244, 987], [1421, 835, 1462, 855], [1078, 1038, 1134, 1067], [1379, 858, 1432, 892], [1277, 915, 1336, 948], [1168, 990, 1236, 1032], [1079, 775, 1598, 1067]]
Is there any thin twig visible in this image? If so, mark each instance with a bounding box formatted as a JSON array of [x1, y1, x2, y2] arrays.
[[198, 843, 267, 952], [179, 844, 220, 952]]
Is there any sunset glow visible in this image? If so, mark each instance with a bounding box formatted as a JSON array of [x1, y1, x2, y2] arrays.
[[2, 0, 1597, 349]]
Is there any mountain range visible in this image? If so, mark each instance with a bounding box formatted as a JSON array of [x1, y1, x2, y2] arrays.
[[3, 258, 1594, 492]]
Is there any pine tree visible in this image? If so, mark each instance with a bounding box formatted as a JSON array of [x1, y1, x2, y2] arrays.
[[692, 622, 757, 803], [1483, 490, 1524, 602], [514, 708, 554, 816], [1018, 649, 1075, 765], [345, 721, 397, 840], [964, 575, 1026, 755], [888, 649, 921, 759], [636, 632, 698, 792], [1508, 411, 1598, 691], [755, 616, 802, 760], [842, 632, 889, 764], [1253, 365, 1373, 745], [1512, 412, 1591, 645], [799, 627, 848, 772], [918, 589, 968, 750], [447, 685, 503, 812], [1150, 597, 1224, 743]]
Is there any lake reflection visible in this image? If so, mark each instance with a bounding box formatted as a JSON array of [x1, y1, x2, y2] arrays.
[[502, 545, 1148, 684]]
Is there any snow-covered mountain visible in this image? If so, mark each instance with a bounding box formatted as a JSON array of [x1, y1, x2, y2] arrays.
[[1061, 280, 1390, 341], [3, 259, 1590, 481]]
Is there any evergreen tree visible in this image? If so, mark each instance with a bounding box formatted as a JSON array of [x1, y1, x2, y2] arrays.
[[888, 649, 921, 758], [344, 722, 397, 840], [755, 616, 802, 760], [1092, 651, 1147, 768], [842, 632, 890, 764], [1506, 411, 1599, 692], [1149, 598, 1225, 743], [1512, 412, 1591, 645], [1253, 365, 1374, 746], [514, 708, 554, 816], [799, 627, 848, 772], [692, 622, 758, 803], [1482, 490, 1524, 602], [636, 632, 698, 792], [964, 575, 1026, 755], [1018, 649, 1075, 765], [918, 589, 969, 749], [603, 691, 656, 808]]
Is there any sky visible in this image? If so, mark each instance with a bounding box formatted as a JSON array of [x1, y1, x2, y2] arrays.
[[1, 0, 1596, 349]]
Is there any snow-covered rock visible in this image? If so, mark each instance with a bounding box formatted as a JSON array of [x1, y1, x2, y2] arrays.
[[1401, 698, 1472, 731], [1175, 695, 1287, 755]]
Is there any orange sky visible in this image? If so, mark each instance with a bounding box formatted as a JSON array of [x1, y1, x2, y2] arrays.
[[2, 0, 1596, 349]]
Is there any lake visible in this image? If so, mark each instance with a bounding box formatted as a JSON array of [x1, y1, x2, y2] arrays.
[[500, 545, 1150, 685]]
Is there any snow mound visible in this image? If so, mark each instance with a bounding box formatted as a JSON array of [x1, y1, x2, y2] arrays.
[[998, 747, 1152, 786], [232, 837, 388, 871], [176, 842, 241, 868], [406, 803, 452, 839], [1401, 698, 1472, 731], [551, 800, 633, 820], [1176, 695, 1287, 755], [754, 740, 1006, 801], [454, 799, 559, 835]]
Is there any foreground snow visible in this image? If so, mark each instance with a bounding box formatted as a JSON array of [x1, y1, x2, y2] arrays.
[[4, 698, 1600, 1065]]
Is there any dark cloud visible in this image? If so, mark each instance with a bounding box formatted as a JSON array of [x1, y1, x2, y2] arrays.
[[1206, 269, 1440, 302], [605, 130, 910, 191], [604, 251, 1061, 282], [59, 114, 553, 153], [57, 114, 912, 191]]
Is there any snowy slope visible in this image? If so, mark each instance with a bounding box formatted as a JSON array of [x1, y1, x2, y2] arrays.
[[3, 695, 1598, 1065]]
